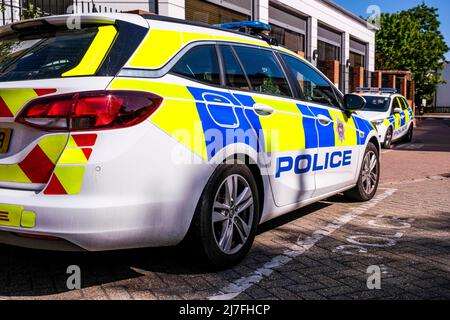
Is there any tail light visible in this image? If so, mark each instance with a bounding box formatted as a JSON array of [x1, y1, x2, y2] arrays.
[[16, 91, 163, 131]]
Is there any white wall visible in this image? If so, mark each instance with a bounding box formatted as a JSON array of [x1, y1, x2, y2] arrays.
[[157, 0, 376, 72], [437, 63, 450, 108], [271, 0, 376, 72], [159, 0, 185, 18]]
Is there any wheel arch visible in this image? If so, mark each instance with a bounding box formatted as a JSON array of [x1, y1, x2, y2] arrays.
[[369, 135, 381, 155], [222, 153, 265, 222]]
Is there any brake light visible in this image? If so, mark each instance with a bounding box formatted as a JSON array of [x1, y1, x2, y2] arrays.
[[16, 91, 163, 131]]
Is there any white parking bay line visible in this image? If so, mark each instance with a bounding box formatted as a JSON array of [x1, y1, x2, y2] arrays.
[[208, 188, 397, 300]]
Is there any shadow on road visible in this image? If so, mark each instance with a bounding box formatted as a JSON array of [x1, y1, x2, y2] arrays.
[[0, 199, 336, 297]]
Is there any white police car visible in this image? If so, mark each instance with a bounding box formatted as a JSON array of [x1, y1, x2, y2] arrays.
[[354, 88, 414, 149], [0, 15, 380, 268]]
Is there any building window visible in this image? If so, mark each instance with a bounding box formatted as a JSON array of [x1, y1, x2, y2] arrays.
[[185, 0, 249, 25], [318, 40, 341, 63], [269, 5, 307, 56], [270, 25, 305, 54], [316, 25, 342, 88], [349, 51, 365, 92], [316, 40, 341, 87], [350, 51, 364, 69]]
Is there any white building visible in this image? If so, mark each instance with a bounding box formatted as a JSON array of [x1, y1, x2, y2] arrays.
[[1, 0, 376, 93], [436, 62, 450, 110]]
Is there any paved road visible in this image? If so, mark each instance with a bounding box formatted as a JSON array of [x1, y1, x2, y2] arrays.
[[0, 119, 449, 300]]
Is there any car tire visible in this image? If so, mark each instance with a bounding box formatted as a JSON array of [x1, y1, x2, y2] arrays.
[[344, 142, 380, 202], [190, 164, 260, 269], [383, 127, 393, 149], [403, 125, 413, 142]]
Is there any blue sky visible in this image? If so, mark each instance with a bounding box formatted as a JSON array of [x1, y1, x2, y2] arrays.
[[334, 0, 450, 60]]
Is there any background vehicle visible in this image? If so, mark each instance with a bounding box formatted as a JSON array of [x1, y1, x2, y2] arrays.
[[354, 88, 414, 149], [0, 14, 379, 268]]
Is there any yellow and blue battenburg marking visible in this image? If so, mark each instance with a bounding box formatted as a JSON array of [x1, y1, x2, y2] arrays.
[[187, 87, 261, 159], [186, 87, 373, 160], [383, 106, 414, 130], [109, 79, 375, 162]]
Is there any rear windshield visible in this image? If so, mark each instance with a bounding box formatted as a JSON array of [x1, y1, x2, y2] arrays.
[[0, 28, 98, 81], [362, 96, 391, 112]]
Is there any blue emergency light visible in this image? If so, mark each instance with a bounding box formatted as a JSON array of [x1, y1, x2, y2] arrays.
[[215, 21, 272, 33]]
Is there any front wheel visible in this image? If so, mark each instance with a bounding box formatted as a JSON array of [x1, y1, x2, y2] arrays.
[[345, 142, 380, 202], [403, 125, 413, 142], [383, 127, 393, 149], [190, 164, 260, 269]]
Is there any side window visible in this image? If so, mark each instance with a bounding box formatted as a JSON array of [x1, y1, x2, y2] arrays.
[[402, 97, 409, 109], [219, 45, 250, 91], [281, 53, 341, 109], [233, 46, 292, 97], [391, 97, 401, 114], [171, 45, 220, 85]]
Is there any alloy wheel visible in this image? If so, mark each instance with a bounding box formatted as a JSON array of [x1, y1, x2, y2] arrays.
[[385, 129, 392, 148], [361, 150, 378, 195], [212, 174, 254, 255]]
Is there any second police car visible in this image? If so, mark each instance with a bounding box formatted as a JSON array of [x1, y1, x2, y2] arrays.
[[0, 14, 380, 268], [354, 88, 414, 149]]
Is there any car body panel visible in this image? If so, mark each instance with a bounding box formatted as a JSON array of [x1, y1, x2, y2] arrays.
[[0, 14, 379, 251]]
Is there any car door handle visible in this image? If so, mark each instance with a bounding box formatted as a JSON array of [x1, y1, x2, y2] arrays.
[[317, 114, 332, 126], [253, 103, 274, 116]]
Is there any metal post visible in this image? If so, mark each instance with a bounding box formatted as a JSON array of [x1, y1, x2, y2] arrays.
[[2, 0, 5, 25]]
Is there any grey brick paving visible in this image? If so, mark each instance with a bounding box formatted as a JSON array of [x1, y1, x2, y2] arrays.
[[0, 120, 449, 300]]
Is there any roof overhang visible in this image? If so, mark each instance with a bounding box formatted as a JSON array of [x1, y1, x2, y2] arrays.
[[320, 0, 379, 31], [0, 13, 148, 37]]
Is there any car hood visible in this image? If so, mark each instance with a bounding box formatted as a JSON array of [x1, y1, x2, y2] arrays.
[[355, 110, 386, 121]]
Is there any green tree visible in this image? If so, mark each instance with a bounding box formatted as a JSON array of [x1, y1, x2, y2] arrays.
[[375, 3, 449, 104], [21, 3, 43, 20]]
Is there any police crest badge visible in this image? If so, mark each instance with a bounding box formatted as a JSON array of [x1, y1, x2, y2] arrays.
[[337, 120, 345, 143]]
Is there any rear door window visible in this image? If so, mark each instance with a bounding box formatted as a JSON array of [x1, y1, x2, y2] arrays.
[[0, 27, 100, 81], [233, 46, 292, 97], [219, 45, 250, 91]]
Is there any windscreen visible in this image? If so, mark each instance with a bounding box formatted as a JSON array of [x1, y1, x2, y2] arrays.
[[0, 27, 98, 81], [362, 96, 391, 112]]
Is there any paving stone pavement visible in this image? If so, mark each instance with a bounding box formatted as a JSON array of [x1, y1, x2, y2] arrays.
[[0, 119, 449, 300]]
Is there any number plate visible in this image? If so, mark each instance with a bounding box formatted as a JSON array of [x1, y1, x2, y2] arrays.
[[0, 128, 12, 154]]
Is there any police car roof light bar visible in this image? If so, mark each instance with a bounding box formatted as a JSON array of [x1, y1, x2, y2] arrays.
[[216, 21, 272, 32], [215, 21, 278, 46], [356, 87, 397, 94]]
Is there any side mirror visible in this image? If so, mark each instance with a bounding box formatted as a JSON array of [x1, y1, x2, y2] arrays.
[[344, 94, 366, 111], [393, 107, 402, 114]]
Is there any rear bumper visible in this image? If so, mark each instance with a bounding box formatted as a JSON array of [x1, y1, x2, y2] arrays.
[[0, 121, 214, 251], [0, 191, 199, 251], [0, 230, 84, 251]]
